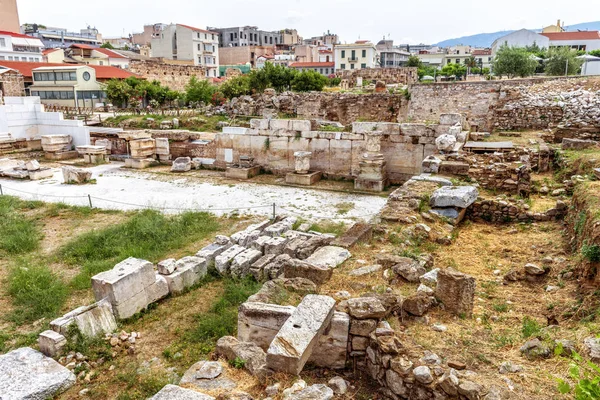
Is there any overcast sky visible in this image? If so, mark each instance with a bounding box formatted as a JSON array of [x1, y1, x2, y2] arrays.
[[17, 0, 600, 44]]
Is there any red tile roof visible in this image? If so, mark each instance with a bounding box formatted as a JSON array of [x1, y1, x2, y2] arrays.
[[541, 31, 600, 41], [472, 49, 492, 56], [0, 61, 138, 79], [94, 48, 127, 59], [0, 30, 39, 39], [289, 62, 335, 68], [178, 24, 218, 35], [70, 43, 97, 49], [318, 49, 333, 54]]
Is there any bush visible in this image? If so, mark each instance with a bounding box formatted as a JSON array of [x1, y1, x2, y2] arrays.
[[220, 75, 251, 99], [582, 243, 600, 262], [545, 47, 583, 76], [521, 316, 542, 338], [7, 261, 69, 323], [291, 70, 328, 92], [185, 76, 216, 105], [557, 351, 600, 399], [492, 44, 538, 78]]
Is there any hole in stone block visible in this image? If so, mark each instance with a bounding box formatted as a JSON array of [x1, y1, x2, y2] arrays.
[[293, 324, 301, 329]]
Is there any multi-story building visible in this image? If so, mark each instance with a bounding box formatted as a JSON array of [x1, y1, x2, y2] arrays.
[[541, 31, 600, 51], [22, 25, 103, 49], [471, 49, 493, 69], [376, 39, 410, 67], [397, 43, 434, 54], [151, 24, 219, 77], [0, 0, 20, 33], [218, 45, 272, 67], [289, 61, 335, 76], [491, 29, 550, 55], [303, 31, 339, 49], [0, 31, 44, 62], [132, 23, 167, 46], [102, 37, 132, 49], [277, 29, 302, 46], [334, 41, 377, 71], [67, 44, 130, 69], [209, 26, 302, 48]]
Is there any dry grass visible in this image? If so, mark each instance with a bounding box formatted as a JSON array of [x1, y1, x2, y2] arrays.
[[484, 130, 547, 146]]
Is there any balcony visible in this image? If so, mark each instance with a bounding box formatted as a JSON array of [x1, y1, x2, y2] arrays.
[[348, 57, 358, 62]]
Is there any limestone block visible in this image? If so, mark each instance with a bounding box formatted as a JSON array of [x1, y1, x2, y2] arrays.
[[238, 302, 296, 349], [400, 123, 431, 137], [129, 138, 155, 158], [157, 258, 177, 275], [111, 289, 149, 319], [439, 113, 463, 126], [562, 138, 598, 150], [28, 168, 54, 180], [163, 264, 198, 295], [249, 253, 278, 281], [91, 257, 155, 305], [376, 122, 401, 135], [284, 259, 333, 285], [251, 236, 272, 254], [215, 245, 246, 275], [310, 311, 349, 369], [41, 134, 71, 152], [155, 138, 170, 156], [146, 274, 170, 304], [196, 242, 232, 265], [171, 157, 192, 172], [26, 159, 40, 171], [266, 295, 336, 375], [250, 119, 269, 130], [150, 384, 215, 400], [435, 267, 476, 317], [230, 248, 263, 279], [430, 186, 479, 209], [291, 120, 311, 132], [435, 134, 456, 152], [175, 256, 208, 282], [422, 155, 441, 174], [38, 330, 67, 357], [0, 347, 76, 399], [263, 217, 296, 237], [62, 166, 92, 184], [305, 246, 351, 269], [352, 122, 378, 134], [264, 236, 289, 255], [346, 297, 387, 319], [269, 119, 292, 130]]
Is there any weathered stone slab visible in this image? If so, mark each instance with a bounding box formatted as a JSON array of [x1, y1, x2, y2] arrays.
[[249, 253, 278, 282], [346, 297, 386, 319], [150, 384, 215, 400], [38, 330, 67, 357], [435, 267, 476, 317], [305, 246, 351, 269], [50, 298, 117, 338], [331, 223, 372, 248], [561, 138, 598, 150], [61, 166, 92, 184], [230, 248, 263, 279], [310, 311, 349, 369], [180, 361, 236, 391], [430, 186, 478, 209], [284, 259, 333, 285], [348, 264, 382, 277], [91, 257, 155, 305], [263, 217, 296, 237], [266, 295, 336, 374], [0, 347, 76, 399], [196, 240, 232, 265], [264, 236, 289, 255], [215, 245, 246, 275], [171, 156, 192, 172]]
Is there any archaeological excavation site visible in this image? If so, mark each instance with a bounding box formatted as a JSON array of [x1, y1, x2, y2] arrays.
[[1, 75, 600, 400]]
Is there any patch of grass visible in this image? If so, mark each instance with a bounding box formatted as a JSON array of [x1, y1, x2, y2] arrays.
[[63, 324, 113, 360], [334, 202, 355, 215], [320, 125, 344, 132], [0, 196, 42, 255], [116, 366, 171, 400], [521, 316, 542, 338], [492, 302, 509, 313], [7, 259, 70, 324], [59, 210, 220, 289], [229, 356, 246, 369], [309, 221, 346, 237], [582, 242, 600, 262]]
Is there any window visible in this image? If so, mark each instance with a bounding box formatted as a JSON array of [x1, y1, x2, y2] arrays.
[[198, 57, 202, 64], [212, 34, 215, 40], [362, 49, 366, 57], [350, 64, 354, 69], [488, 57, 492, 62], [0, 56, 4, 60], [456, 59, 460, 64], [8, 56, 13, 60], [361, 63, 366, 69], [340, 63, 346, 70], [21, 57, 26, 61], [197, 32, 200, 39], [351, 50, 356, 59], [264, 36, 267, 43], [230, 33, 234, 41], [204, 33, 207, 39], [320, 68, 323, 74], [198, 43, 201, 51], [269, 37, 272, 44], [234, 32, 237, 39], [341, 50, 345, 58], [0, 38, 5, 47]]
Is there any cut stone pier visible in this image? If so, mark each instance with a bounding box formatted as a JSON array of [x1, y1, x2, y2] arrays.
[[62, 166, 92, 184], [435, 267, 476, 317], [38, 330, 67, 357], [215, 245, 246, 275], [285, 151, 322, 186], [0, 347, 76, 399], [76, 145, 108, 164], [266, 294, 336, 374], [50, 298, 117, 338], [354, 132, 388, 192], [226, 155, 261, 179]]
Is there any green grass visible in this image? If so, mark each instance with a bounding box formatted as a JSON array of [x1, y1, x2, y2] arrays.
[[59, 210, 221, 289], [309, 221, 346, 236], [7, 259, 70, 324], [0, 196, 42, 255], [115, 366, 171, 400], [521, 316, 543, 338]]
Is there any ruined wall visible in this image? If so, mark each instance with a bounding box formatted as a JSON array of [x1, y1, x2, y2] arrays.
[[335, 67, 418, 86], [467, 198, 567, 223], [0, 71, 25, 97], [227, 92, 408, 125], [213, 119, 450, 183], [408, 76, 600, 132], [128, 60, 207, 92]]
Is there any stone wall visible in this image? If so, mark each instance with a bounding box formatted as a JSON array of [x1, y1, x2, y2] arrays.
[[467, 198, 568, 223], [408, 76, 600, 132], [0, 71, 25, 97], [213, 119, 455, 183], [335, 68, 418, 87], [128, 60, 207, 92], [227, 92, 409, 125]]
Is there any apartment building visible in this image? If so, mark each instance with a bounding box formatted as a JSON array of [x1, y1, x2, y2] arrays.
[[151, 24, 219, 77], [334, 41, 377, 71], [132, 23, 167, 46], [67, 44, 130, 69], [23, 25, 103, 49], [0, 31, 44, 62], [376, 39, 410, 67]]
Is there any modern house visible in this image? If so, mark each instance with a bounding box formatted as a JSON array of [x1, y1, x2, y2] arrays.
[[151, 24, 220, 78], [289, 61, 335, 76], [541, 31, 600, 51], [471, 49, 493, 69], [376, 39, 410, 67], [22, 25, 103, 49], [132, 24, 167, 46], [334, 41, 377, 71], [209, 26, 301, 48], [0, 31, 44, 62], [491, 29, 550, 55], [67, 44, 130, 69]]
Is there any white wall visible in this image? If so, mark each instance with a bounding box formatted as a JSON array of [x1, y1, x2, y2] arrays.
[[492, 29, 550, 54], [582, 60, 600, 76], [0, 96, 90, 146], [549, 39, 600, 51]]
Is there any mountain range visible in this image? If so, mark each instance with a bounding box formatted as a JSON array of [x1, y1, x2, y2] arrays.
[[433, 21, 600, 48]]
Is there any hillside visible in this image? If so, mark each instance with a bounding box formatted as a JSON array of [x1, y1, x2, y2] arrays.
[[434, 21, 600, 47]]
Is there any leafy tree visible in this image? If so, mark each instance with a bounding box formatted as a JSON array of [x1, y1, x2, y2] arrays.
[[440, 63, 467, 79], [417, 65, 438, 80], [545, 47, 583, 76], [589, 49, 600, 58], [185, 76, 216, 105], [247, 69, 270, 93], [328, 77, 342, 86], [263, 63, 296, 92], [220, 75, 251, 99], [105, 79, 131, 107], [291, 70, 328, 92], [101, 42, 115, 49], [492, 44, 538, 78], [465, 56, 477, 70], [407, 55, 423, 68]]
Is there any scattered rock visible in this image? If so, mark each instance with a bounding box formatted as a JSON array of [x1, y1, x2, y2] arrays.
[[392, 258, 426, 282], [584, 337, 600, 362], [327, 376, 348, 395], [413, 365, 433, 384], [432, 323, 447, 332], [524, 263, 546, 275], [346, 297, 387, 319], [520, 338, 553, 359], [499, 361, 523, 374], [402, 294, 436, 316]]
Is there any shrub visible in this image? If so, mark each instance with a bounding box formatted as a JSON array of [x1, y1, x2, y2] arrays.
[[582, 243, 600, 262], [7, 261, 69, 323], [521, 316, 542, 338], [557, 351, 600, 399], [0, 197, 41, 255], [492, 44, 538, 78], [229, 357, 246, 369]]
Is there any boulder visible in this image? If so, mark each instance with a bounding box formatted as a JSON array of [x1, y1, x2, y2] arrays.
[[215, 336, 269, 378], [283, 259, 333, 285], [171, 157, 192, 172], [435, 134, 457, 152], [435, 268, 476, 317], [327, 377, 348, 395], [561, 138, 598, 150], [180, 361, 237, 391], [304, 246, 351, 269], [584, 337, 600, 362], [413, 365, 433, 384], [284, 384, 334, 400], [402, 294, 436, 316], [419, 268, 439, 287], [346, 297, 387, 319], [520, 338, 553, 359], [422, 155, 442, 174], [430, 186, 479, 209], [62, 166, 92, 184], [0, 347, 76, 399], [392, 258, 425, 282]]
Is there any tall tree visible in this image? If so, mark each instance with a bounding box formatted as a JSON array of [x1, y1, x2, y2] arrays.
[[545, 47, 583, 76], [492, 45, 538, 78]]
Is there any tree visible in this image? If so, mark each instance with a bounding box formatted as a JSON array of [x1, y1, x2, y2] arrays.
[[465, 56, 477, 71], [545, 47, 583, 76], [263, 63, 296, 92], [440, 63, 467, 79], [220, 75, 251, 99], [291, 70, 328, 92], [492, 45, 538, 78], [407, 55, 423, 68], [589, 49, 600, 58], [417, 65, 437, 80], [247, 69, 270, 93], [105, 79, 131, 107], [101, 42, 115, 49], [185, 76, 216, 105]]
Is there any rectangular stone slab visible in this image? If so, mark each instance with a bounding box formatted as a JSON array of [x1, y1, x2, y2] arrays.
[[266, 294, 336, 374]]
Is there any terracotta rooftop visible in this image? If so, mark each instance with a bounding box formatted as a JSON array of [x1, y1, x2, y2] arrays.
[[70, 43, 97, 49], [93, 48, 127, 59], [289, 62, 335, 68], [0, 30, 39, 39], [0, 61, 138, 79], [472, 49, 492, 56], [541, 31, 600, 41]]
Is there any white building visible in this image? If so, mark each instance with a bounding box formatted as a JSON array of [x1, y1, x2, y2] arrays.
[[491, 29, 550, 55], [151, 24, 220, 77], [541, 31, 600, 52], [334, 41, 377, 71], [0, 31, 43, 62]]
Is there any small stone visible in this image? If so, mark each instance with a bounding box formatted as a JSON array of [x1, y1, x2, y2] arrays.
[[413, 365, 433, 384], [193, 361, 223, 380], [420, 351, 442, 365], [432, 323, 447, 332], [499, 361, 523, 374], [447, 360, 466, 370], [546, 285, 560, 292], [265, 383, 281, 396], [328, 376, 348, 395], [524, 263, 546, 275]]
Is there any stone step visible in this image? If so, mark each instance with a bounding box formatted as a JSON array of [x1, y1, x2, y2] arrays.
[[331, 223, 372, 248]]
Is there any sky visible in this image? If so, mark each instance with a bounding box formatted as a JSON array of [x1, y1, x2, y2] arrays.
[[16, 0, 600, 45]]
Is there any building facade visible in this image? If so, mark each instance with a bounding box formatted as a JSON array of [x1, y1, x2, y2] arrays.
[[334, 41, 377, 71], [541, 31, 600, 51], [0, 0, 20, 33], [376, 39, 410, 67], [67, 44, 130, 69], [491, 29, 550, 55], [289, 61, 335, 76], [132, 23, 167, 46], [0, 31, 44, 62], [23, 25, 103, 49], [151, 24, 219, 77]]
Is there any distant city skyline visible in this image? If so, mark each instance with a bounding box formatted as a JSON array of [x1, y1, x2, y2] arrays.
[[16, 0, 600, 45]]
